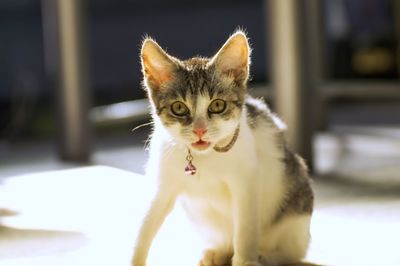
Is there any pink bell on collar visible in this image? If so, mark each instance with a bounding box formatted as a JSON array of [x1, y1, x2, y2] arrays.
[[185, 149, 196, 175], [185, 161, 197, 175]]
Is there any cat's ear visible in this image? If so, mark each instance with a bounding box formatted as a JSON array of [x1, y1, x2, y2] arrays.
[[209, 31, 250, 86], [141, 38, 178, 91]]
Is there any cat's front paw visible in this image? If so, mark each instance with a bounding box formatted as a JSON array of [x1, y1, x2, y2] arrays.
[[131, 262, 145, 266], [198, 249, 231, 266], [231, 255, 262, 266], [131, 256, 145, 266]]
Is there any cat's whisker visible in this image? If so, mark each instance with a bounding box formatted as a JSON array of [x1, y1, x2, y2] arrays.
[[143, 134, 153, 151], [131, 121, 155, 132]]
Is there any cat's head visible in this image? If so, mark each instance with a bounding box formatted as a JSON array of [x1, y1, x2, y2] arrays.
[[141, 31, 250, 154]]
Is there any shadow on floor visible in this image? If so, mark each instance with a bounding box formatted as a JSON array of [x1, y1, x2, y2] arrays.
[[0, 225, 88, 260]]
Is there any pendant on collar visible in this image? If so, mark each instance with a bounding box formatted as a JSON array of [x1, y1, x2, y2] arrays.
[[184, 149, 197, 175]]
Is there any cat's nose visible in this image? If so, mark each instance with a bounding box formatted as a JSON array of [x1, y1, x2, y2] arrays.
[[193, 128, 207, 138]]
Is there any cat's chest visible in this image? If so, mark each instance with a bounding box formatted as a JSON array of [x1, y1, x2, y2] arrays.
[[176, 149, 253, 205], [179, 171, 232, 218], [181, 173, 229, 201], [160, 149, 240, 202]]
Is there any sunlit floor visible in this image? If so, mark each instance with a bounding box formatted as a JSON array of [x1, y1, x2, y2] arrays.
[[1, 126, 400, 266]]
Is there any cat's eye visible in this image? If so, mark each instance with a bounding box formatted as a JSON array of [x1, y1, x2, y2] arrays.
[[208, 99, 226, 114], [171, 101, 189, 116]]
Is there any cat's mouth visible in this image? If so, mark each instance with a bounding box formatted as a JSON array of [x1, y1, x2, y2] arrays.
[[191, 139, 211, 150]]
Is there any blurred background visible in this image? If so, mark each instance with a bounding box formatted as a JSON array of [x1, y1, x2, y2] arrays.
[[0, 0, 399, 180], [0, 1, 400, 265]]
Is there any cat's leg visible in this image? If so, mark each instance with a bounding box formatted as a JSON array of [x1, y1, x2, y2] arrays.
[[131, 188, 178, 266], [259, 214, 311, 266], [229, 174, 262, 266], [182, 202, 233, 266]]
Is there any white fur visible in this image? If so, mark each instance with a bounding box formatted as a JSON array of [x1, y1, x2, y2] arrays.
[[131, 107, 311, 266]]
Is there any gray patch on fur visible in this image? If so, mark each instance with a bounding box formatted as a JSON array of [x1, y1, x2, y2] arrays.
[[244, 96, 277, 129], [243, 96, 313, 223], [272, 146, 314, 224]]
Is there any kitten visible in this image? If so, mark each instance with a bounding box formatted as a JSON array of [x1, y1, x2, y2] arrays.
[[132, 31, 313, 266]]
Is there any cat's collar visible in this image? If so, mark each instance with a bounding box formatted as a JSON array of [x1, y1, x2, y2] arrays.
[[213, 126, 240, 153]]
